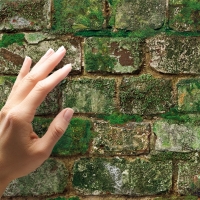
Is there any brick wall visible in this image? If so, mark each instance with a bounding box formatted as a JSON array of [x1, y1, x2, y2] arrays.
[[1, 0, 200, 199]]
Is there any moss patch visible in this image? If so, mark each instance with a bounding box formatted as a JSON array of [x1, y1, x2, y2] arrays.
[[0, 33, 24, 48]]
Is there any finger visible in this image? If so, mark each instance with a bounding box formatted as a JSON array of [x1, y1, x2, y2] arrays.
[[6, 47, 66, 107], [38, 108, 74, 154], [19, 64, 72, 119]]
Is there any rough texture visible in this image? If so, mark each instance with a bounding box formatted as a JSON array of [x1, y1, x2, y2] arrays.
[[154, 119, 200, 152], [0, 0, 51, 30], [111, 0, 166, 31], [52, 0, 104, 33], [85, 37, 142, 74], [63, 78, 116, 114], [146, 34, 200, 74], [92, 120, 151, 155], [177, 78, 200, 112], [120, 74, 173, 115], [4, 159, 68, 196], [169, 0, 200, 32], [73, 158, 172, 196]]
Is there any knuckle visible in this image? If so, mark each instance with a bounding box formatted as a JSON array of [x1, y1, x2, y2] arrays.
[[25, 73, 38, 85], [35, 81, 46, 92], [6, 110, 18, 122], [52, 125, 65, 139]]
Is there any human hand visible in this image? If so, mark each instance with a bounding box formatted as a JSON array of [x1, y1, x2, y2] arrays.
[[0, 46, 74, 196]]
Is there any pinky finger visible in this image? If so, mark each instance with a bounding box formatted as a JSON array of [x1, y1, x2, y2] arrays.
[[15, 56, 32, 85]]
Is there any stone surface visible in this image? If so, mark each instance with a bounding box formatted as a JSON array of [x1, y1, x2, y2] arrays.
[[169, 0, 200, 32], [73, 158, 172, 196], [52, 0, 104, 33], [178, 161, 200, 196], [146, 34, 200, 74], [154, 119, 200, 152], [63, 78, 116, 114], [84, 37, 142, 74], [0, 0, 51, 30], [120, 74, 173, 115], [177, 78, 200, 112], [4, 158, 68, 196], [111, 0, 166, 31], [92, 120, 151, 155], [0, 33, 81, 74]]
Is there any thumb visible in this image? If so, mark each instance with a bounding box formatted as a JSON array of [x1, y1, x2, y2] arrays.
[[40, 108, 74, 151]]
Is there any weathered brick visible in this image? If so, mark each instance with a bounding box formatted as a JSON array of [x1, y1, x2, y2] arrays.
[[52, 0, 104, 33], [169, 0, 200, 32], [63, 78, 116, 114], [0, 0, 51, 31], [178, 161, 200, 196], [154, 118, 200, 152], [4, 158, 68, 196], [110, 0, 166, 31], [177, 78, 200, 112], [85, 37, 142, 74], [146, 34, 200, 74], [33, 117, 93, 156], [92, 120, 151, 155], [73, 158, 172, 196], [120, 74, 173, 115], [0, 33, 81, 74]]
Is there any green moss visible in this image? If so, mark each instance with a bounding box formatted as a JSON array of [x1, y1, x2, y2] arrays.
[[0, 33, 25, 48], [97, 112, 143, 125], [85, 52, 116, 72], [52, 118, 93, 156]]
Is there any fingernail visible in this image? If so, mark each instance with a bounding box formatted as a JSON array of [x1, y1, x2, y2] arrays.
[[63, 108, 74, 121], [44, 48, 54, 56], [62, 63, 72, 71], [56, 46, 65, 53]]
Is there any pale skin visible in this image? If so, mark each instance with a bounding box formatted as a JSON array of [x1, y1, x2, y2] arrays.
[[0, 46, 74, 197]]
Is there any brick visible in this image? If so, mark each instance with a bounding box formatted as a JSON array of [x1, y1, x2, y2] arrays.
[[110, 0, 166, 31], [169, 0, 200, 32], [154, 118, 200, 152], [52, 0, 104, 33], [178, 161, 200, 196], [92, 120, 151, 155], [0, 76, 60, 115], [177, 78, 200, 112], [33, 117, 93, 156], [4, 158, 68, 196], [0, 0, 51, 31], [146, 34, 200, 74], [0, 33, 81, 74], [85, 37, 142, 74], [73, 158, 172, 196], [63, 78, 116, 114], [120, 74, 173, 115]]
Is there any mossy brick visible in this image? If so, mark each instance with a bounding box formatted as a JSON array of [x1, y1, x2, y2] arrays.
[[146, 34, 200, 74], [169, 0, 200, 32], [110, 0, 166, 31], [73, 157, 172, 196], [177, 78, 200, 112], [120, 74, 173, 115], [92, 120, 151, 155], [154, 195, 198, 200], [84, 37, 143, 74], [0, 76, 16, 109], [4, 158, 68, 196], [0, 0, 51, 31], [52, 0, 104, 33], [33, 117, 93, 156], [0, 33, 81, 74], [153, 119, 200, 152], [177, 161, 200, 196], [63, 78, 116, 114], [47, 197, 80, 200]]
